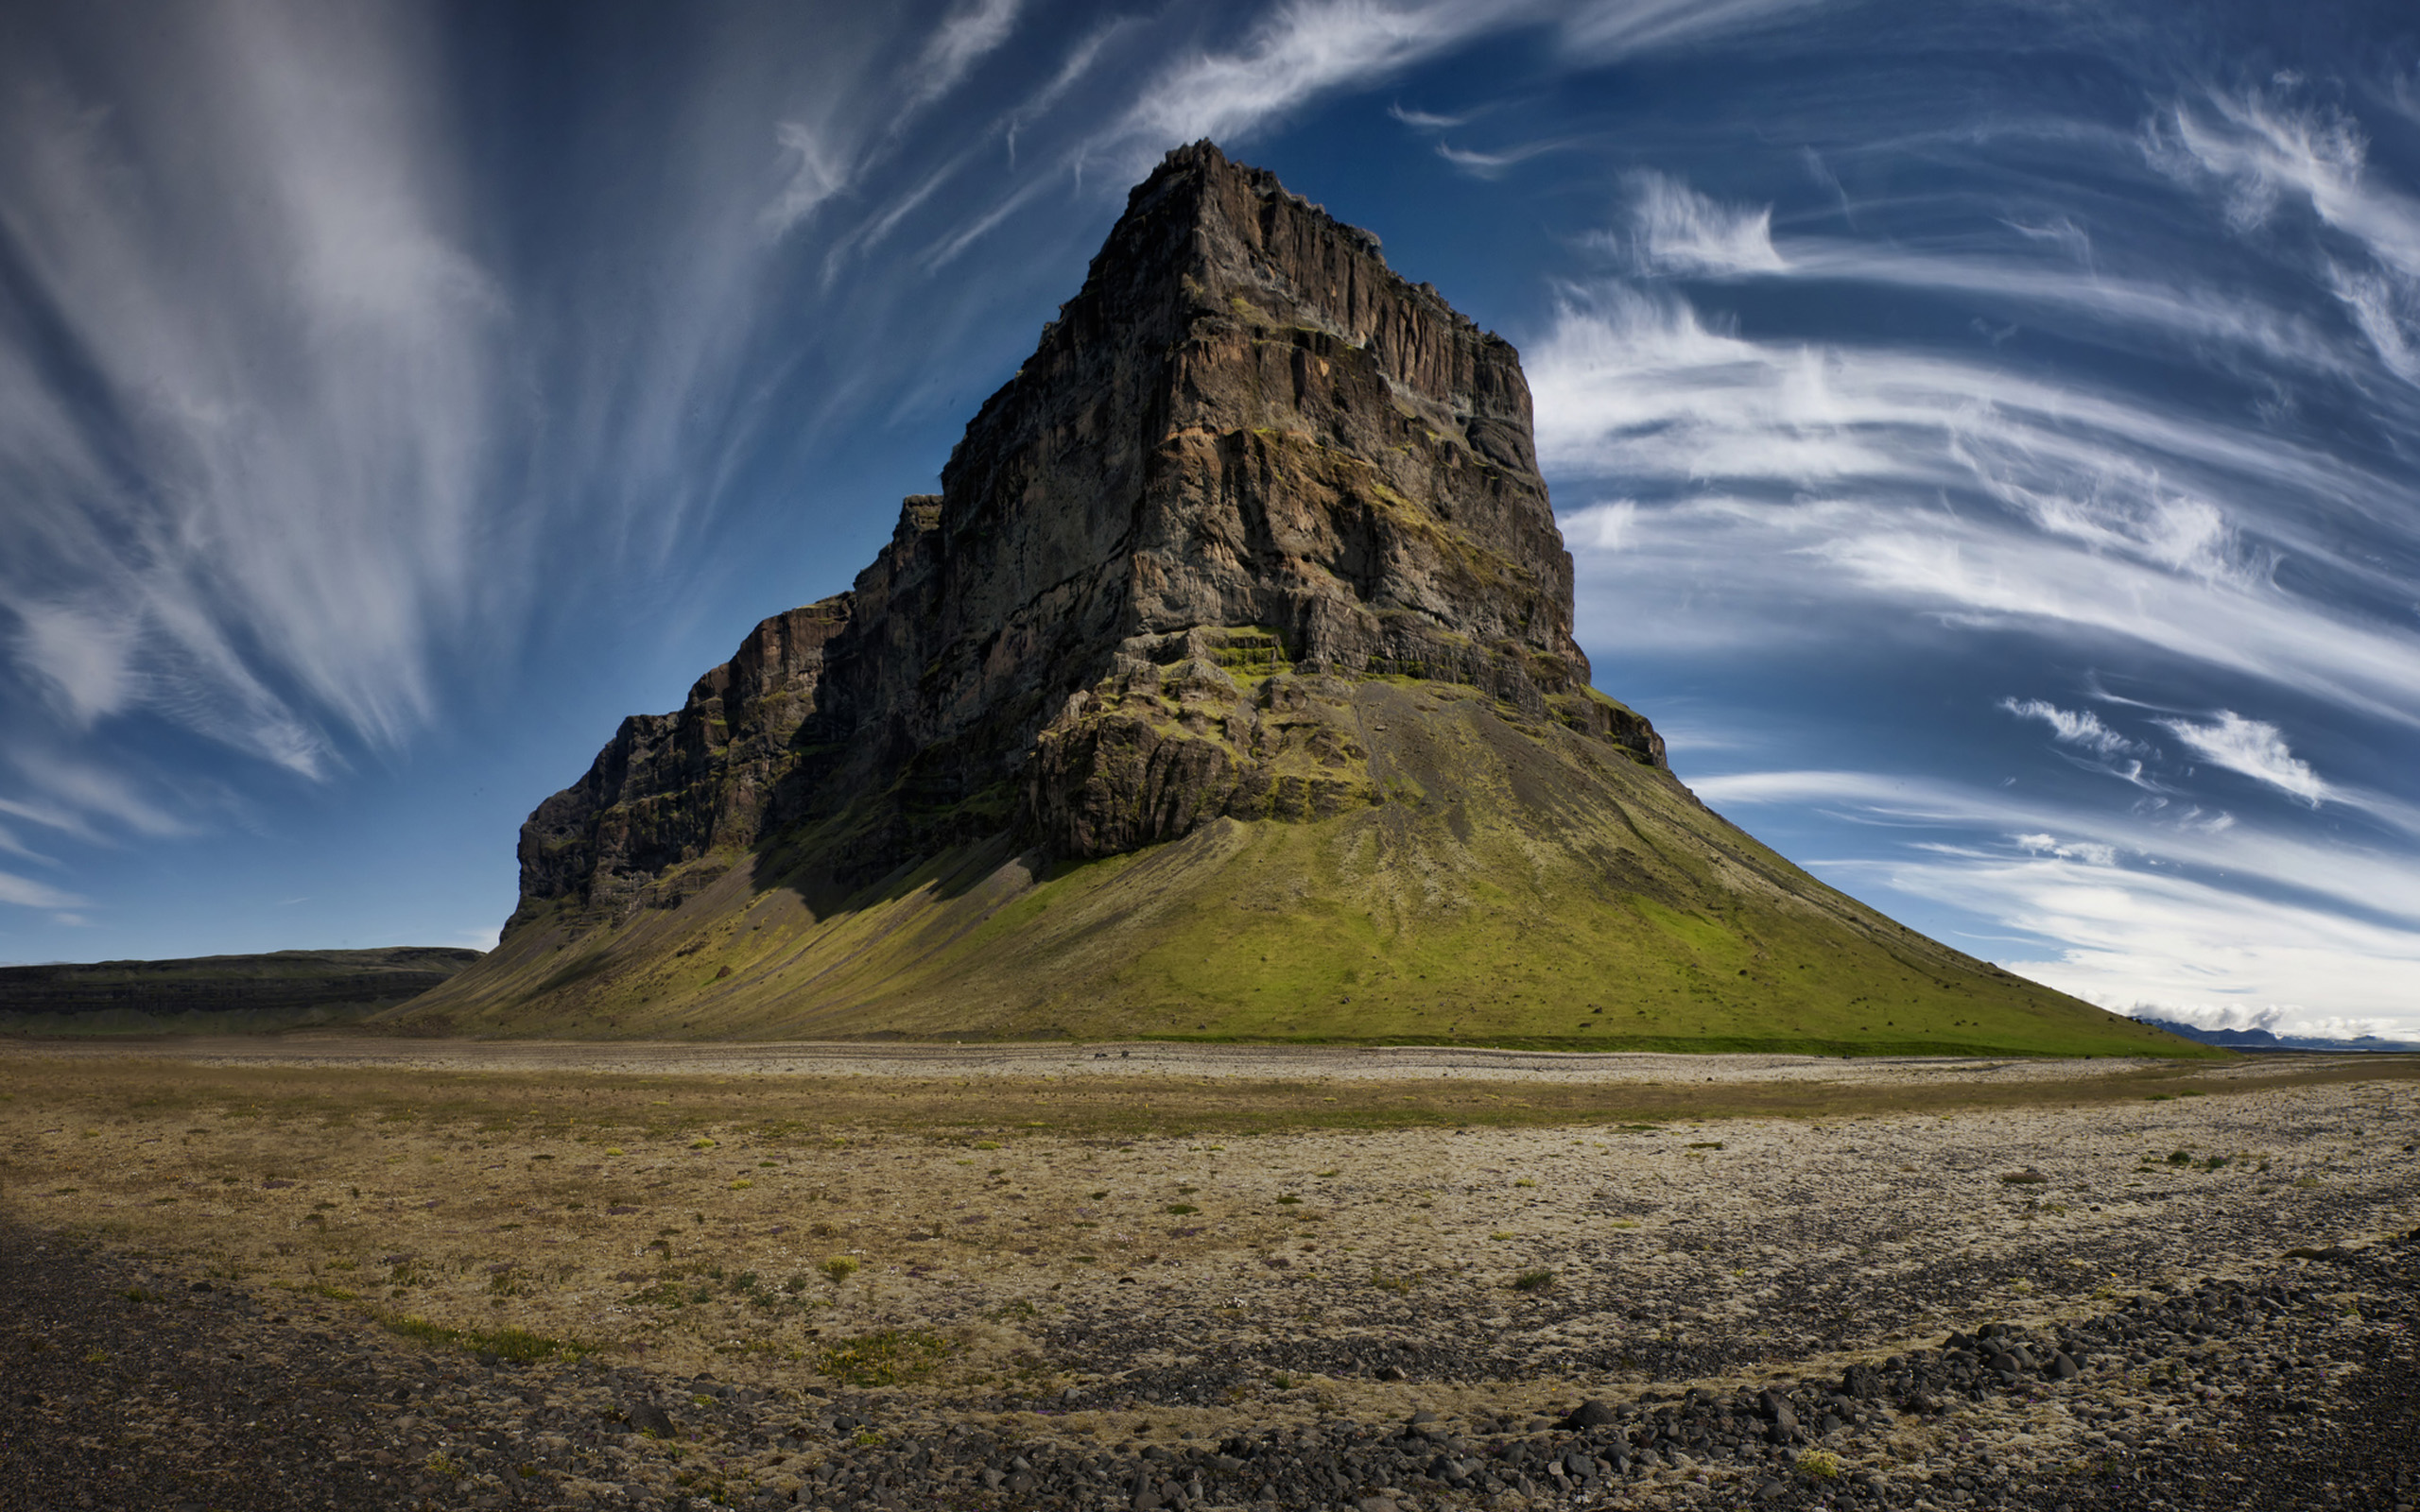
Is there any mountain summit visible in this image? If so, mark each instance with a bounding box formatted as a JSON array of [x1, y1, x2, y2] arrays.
[[409, 144, 2194, 1057]]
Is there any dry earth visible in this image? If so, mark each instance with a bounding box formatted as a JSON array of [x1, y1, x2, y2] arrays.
[[2, 1040, 2415, 1512]]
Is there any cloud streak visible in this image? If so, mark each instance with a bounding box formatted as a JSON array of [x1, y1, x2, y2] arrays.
[[1998, 698, 2146, 759], [2158, 711, 2328, 806], [1695, 766, 2420, 1026]]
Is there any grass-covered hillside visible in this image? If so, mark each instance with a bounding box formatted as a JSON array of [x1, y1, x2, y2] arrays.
[[404, 679, 2206, 1059]]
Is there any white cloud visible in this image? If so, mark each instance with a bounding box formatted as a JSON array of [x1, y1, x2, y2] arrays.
[[9, 600, 137, 729], [1895, 849, 2420, 1031], [2011, 833, 2118, 868], [1557, 0, 1824, 61], [2151, 87, 2420, 387], [0, 0, 500, 774], [1529, 287, 2420, 729], [762, 121, 854, 238], [1436, 138, 1570, 177], [2158, 711, 2328, 806], [911, 0, 1025, 107], [1693, 767, 2420, 1033], [1998, 697, 2145, 758], [1621, 170, 1787, 275], [1102, 1, 1512, 166], [0, 870, 87, 912], [1692, 767, 2420, 927], [1560, 499, 1639, 552]]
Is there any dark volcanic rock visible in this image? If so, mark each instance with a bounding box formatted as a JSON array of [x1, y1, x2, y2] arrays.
[[508, 141, 1660, 931]]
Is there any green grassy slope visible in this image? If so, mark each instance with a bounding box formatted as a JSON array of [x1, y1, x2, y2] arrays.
[[403, 681, 2210, 1058]]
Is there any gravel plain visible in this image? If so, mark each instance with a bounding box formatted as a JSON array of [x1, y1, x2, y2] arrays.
[[2, 1042, 2414, 1511]]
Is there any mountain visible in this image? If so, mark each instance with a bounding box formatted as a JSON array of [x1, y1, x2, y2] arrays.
[[1, 947, 483, 1034], [403, 143, 2204, 1058], [2138, 1019, 2420, 1054]]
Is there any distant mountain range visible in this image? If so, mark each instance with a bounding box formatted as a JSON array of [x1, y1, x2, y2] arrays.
[[2138, 1018, 2420, 1053]]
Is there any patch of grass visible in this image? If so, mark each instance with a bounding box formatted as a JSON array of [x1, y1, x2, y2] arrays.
[[1512, 1268, 1556, 1292], [816, 1329, 951, 1387], [819, 1255, 858, 1283], [377, 1314, 589, 1364], [1799, 1449, 1844, 1481]]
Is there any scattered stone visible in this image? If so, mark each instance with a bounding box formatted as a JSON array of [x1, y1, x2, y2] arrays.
[[626, 1400, 678, 1438]]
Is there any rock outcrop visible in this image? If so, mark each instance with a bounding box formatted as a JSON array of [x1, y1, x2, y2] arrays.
[[512, 141, 1658, 931], [410, 144, 2168, 1058]]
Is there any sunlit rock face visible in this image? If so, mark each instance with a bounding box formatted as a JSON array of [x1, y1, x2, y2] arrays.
[[514, 140, 1661, 929]]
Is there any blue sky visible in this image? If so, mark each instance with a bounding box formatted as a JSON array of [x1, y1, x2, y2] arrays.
[[1, 0, 2415, 1040]]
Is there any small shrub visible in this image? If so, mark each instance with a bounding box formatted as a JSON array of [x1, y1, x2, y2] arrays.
[[1512, 1178, 1536, 1189], [820, 1255, 859, 1284], [2167, 1150, 2194, 1165], [1799, 1449, 1844, 1481], [816, 1329, 950, 1388], [1512, 1269, 1555, 1293]]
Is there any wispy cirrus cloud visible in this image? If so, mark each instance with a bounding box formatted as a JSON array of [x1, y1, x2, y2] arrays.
[[1619, 170, 1787, 274], [910, 0, 1026, 108], [2158, 710, 2328, 806], [1998, 698, 2147, 760], [1530, 281, 2420, 724], [0, 0, 500, 784], [0, 869, 86, 913], [1080, 0, 1825, 180], [762, 122, 856, 238], [2149, 86, 2420, 387], [1695, 765, 2420, 1027]]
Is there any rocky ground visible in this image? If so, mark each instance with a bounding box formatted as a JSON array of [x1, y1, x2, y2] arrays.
[[2, 1049, 2415, 1510]]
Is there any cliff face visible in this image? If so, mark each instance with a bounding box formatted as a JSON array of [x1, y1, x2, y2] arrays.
[[515, 141, 1659, 931]]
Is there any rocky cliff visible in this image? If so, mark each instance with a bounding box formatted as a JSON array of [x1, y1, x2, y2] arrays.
[[511, 142, 1657, 930], [407, 144, 2191, 1060]]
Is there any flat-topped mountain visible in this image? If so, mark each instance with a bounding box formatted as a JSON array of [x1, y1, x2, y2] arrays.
[[406, 143, 2200, 1058], [1, 947, 482, 1032]]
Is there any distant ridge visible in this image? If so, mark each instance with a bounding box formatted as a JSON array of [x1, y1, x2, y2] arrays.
[[0, 948, 482, 1034], [2138, 1018, 2420, 1054], [405, 144, 2208, 1059]]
